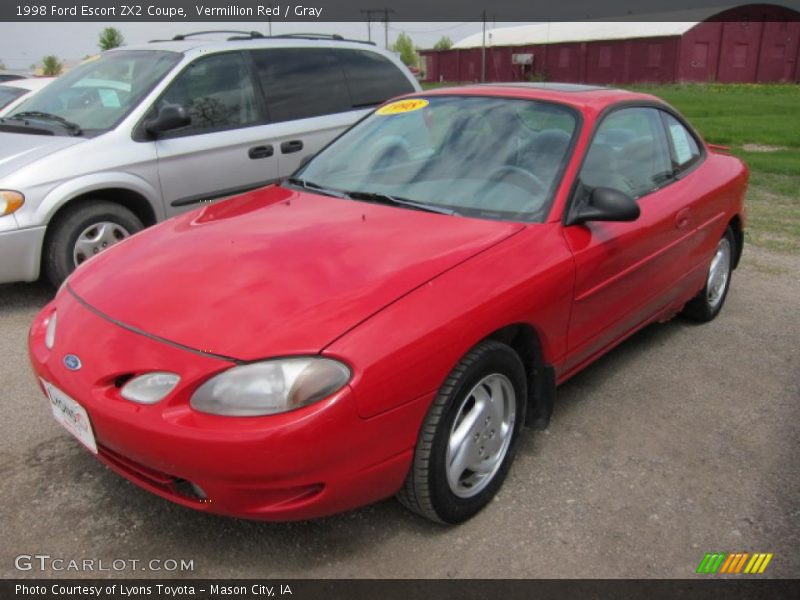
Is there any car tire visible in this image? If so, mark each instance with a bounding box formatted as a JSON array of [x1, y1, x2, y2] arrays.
[[397, 340, 527, 524], [44, 200, 143, 287], [681, 226, 736, 322]]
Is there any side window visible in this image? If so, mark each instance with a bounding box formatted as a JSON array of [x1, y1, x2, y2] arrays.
[[580, 107, 673, 199], [337, 49, 415, 107], [252, 49, 351, 122], [158, 52, 260, 135], [662, 112, 701, 171]]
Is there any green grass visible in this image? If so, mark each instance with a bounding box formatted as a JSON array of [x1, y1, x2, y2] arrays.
[[422, 81, 800, 253]]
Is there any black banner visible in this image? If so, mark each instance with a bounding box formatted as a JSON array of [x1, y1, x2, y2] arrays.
[[3, 579, 800, 600], [3, 0, 800, 22]]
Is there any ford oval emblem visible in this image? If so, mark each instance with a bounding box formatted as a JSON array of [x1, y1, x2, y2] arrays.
[[63, 354, 82, 371]]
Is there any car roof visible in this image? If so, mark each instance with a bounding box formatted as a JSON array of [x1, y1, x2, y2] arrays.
[[417, 83, 663, 113], [118, 36, 384, 56]]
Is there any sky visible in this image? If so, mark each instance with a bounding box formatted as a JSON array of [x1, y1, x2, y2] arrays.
[[0, 21, 506, 71]]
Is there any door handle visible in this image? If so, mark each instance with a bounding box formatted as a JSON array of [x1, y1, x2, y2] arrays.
[[248, 145, 274, 159], [675, 208, 690, 230], [281, 140, 304, 154]]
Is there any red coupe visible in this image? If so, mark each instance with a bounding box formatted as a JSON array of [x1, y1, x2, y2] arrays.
[[28, 84, 747, 524]]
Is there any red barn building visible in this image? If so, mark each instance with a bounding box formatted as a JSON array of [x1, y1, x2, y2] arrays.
[[420, 4, 800, 84]]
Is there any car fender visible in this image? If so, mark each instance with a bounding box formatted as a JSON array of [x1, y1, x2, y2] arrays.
[[33, 171, 163, 226], [324, 223, 575, 420]]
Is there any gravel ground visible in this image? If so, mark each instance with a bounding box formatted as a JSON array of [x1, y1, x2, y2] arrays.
[[1, 246, 798, 579]]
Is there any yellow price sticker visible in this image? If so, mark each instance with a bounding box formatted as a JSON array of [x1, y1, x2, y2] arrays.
[[376, 98, 429, 116]]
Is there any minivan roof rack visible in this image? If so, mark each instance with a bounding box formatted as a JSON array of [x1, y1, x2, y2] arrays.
[[149, 31, 375, 45], [270, 33, 376, 45], [149, 30, 265, 42]]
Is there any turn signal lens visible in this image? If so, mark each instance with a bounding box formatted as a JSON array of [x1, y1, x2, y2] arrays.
[[0, 190, 24, 216], [44, 311, 57, 350], [120, 372, 180, 404]]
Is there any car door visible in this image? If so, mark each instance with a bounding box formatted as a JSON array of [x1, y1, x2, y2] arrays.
[[151, 51, 280, 217], [248, 47, 368, 176], [561, 106, 699, 374]]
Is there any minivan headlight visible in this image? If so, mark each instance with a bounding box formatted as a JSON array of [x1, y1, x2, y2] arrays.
[[190, 358, 350, 417], [0, 190, 24, 216]]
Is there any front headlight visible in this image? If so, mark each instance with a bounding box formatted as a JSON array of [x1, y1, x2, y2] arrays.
[[0, 190, 24, 216], [190, 358, 350, 417]]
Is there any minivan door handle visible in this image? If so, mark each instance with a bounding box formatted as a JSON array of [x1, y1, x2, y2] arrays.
[[281, 140, 304, 154], [248, 145, 274, 159]]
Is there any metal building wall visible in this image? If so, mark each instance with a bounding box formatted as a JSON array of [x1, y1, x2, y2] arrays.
[[420, 4, 800, 84]]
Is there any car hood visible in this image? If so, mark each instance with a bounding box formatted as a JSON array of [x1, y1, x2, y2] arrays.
[[0, 131, 85, 179], [67, 186, 524, 361]]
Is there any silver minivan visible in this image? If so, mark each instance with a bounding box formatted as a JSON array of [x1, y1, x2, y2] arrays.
[[0, 33, 420, 285]]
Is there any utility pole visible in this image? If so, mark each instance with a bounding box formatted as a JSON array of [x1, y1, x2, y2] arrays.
[[361, 8, 394, 48], [360, 9, 373, 42], [383, 9, 395, 49], [481, 9, 486, 82]]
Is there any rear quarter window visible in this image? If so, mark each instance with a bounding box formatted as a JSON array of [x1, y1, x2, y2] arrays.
[[337, 49, 416, 108]]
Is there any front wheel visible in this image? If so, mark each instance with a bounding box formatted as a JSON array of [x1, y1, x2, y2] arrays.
[[681, 226, 735, 322], [397, 340, 526, 524], [44, 200, 143, 287]]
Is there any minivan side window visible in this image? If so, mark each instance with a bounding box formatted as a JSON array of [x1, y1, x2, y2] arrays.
[[661, 112, 702, 172], [157, 52, 260, 135], [252, 48, 351, 122], [579, 107, 674, 199], [337, 49, 416, 107]]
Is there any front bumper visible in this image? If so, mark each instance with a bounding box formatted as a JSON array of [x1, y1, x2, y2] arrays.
[[0, 222, 46, 283], [28, 289, 429, 520]]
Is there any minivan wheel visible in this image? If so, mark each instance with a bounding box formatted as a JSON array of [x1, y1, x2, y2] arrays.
[[397, 340, 526, 524], [44, 200, 143, 287], [681, 227, 735, 322]]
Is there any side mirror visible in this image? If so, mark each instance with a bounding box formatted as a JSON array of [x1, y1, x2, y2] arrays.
[[145, 105, 190, 136], [567, 185, 640, 225]]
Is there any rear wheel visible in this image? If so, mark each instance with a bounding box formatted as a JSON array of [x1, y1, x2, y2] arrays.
[[681, 227, 735, 322], [397, 340, 526, 524], [44, 200, 143, 287]]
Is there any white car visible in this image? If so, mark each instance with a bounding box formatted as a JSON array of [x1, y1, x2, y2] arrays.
[[0, 78, 56, 116]]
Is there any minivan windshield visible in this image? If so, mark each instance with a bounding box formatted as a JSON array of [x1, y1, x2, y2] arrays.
[[7, 50, 180, 134], [294, 95, 578, 222]]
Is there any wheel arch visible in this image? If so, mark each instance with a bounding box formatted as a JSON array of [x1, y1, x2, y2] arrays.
[[483, 322, 556, 429], [728, 214, 744, 269]]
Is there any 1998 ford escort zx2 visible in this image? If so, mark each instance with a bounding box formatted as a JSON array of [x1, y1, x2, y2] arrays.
[[29, 83, 747, 524]]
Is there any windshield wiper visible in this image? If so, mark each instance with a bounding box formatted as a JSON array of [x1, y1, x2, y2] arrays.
[[7, 111, 82, 135], [344, 190, 459, 216], [285, 177, 349, 199]]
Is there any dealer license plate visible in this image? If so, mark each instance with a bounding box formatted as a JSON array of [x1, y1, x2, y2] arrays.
[[41, 379, 98, 454]]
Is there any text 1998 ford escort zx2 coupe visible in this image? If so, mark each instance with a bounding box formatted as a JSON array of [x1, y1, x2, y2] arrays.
[[29, 84, 747, 524]]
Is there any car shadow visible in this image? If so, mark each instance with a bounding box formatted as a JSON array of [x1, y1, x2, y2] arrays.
[[0, 280, 53, 313]]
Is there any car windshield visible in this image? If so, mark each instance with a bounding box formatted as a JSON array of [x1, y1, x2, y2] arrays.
[[0, 85, 26, 110], [294, 95, 578, 222], [8, 50, 180, 134]]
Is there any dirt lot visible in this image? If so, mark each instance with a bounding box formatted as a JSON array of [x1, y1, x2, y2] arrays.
[[0, 247, 797, 579]]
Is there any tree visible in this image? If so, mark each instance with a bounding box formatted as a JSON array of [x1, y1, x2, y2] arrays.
[[392, 33, 418, 68], [98, 27, 125, 51], [433, 36, 453, 51], [41, 55, 63, 76]]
